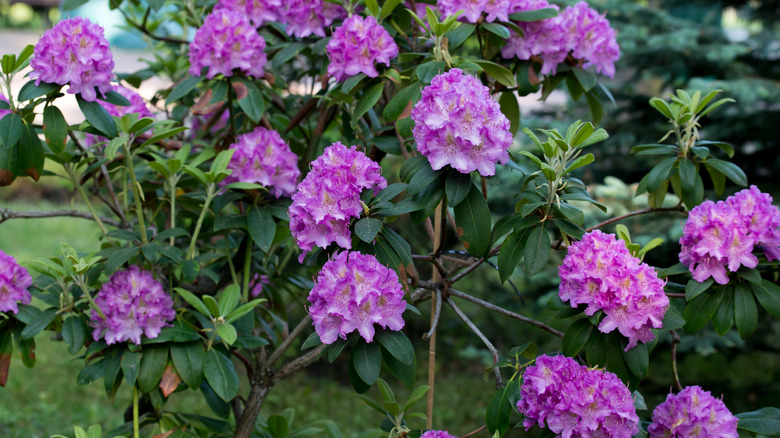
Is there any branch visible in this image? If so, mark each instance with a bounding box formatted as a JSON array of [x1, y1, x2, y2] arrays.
[[266, 314, 312, 366], [272, 344, 326, 383], [461, 425, 487, 438], [446, 298, 503, 388], [585, 206, 687, 232], [0, 208, 122, 228], [121, 8, 189, 45], [670, 330, 683, 391], [449, 289, 564, 338], [421, 289, 442, 340]]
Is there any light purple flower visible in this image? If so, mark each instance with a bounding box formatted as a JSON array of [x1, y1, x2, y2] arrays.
[[288, 142, 386, 262], [0, 250, 32, 314], [30, 17, 115, 102], [420, 431, 458, 438], [189, 9, 267, 79], [91, 265, 176, 345], [249, 273, 269, 298], [84, 84, 154, 147], [216, 0, 281, 27], [0, 93, 10, 118], [501, 1, 619, 78], [307, 251, 406, 344], [221, 126, 300, 198], [679, 185, 780, 285], [438, 0, 511, 23], [327, 15, 399, 82], [518, 354, 639, 437], [559, 230, 669, 350], [411, 68, 512, 176], [278, 0, 346, 38], [648, 386, 738, 438]]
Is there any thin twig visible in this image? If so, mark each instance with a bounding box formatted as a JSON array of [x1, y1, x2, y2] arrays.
[[272, 344, 326, 382], [233, 350, 253, 381], [666, 292, 686, 299], [267, 314, 313, 366], [670, 330, 683, 391], [449, 289, 564, 338], [586, 206, 687, 232], [0, 208, 122, 227], [121, 8, 189, 45], [422, 289, 442, 340], [461, 425, 487, 438], [446, 298, 503, 388], [449, 245, 501, 284]]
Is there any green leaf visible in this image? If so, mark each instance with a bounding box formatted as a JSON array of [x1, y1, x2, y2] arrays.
[[171, 342, 205, 389], [379, 0, 403, 20], [166, 76, 202, 105], [301, 332, 322, 350], [268, 414, 290, 438], [202, 295, 220, 317], [203, 349, 239, 402], [351, 340, 381, 386], [120, 350, 142, 387], [485, 384, 513, 436], [445, 170, 471, 207], [704, 158, 747, 187], [446, 23, 475, 50], [712, 286, 735, 336], [375, 330, 414, 365], [661, 307, 686, 330], [498, 91, 520, 135], [138, 126, 189, 150], [381, 347, 415, 390], [562, 318, 593, 357], [646, 157, 678, 192], [453, 184, 492, 257], [17, 80, 60, 101], [416, 61, 446, 84], [216, 323, 238, 345], [686, 278, 714, 301], [474, 60, 516, 88], [226, 298, 265, 323], [734, 283, 758, 338], [327, 337, 348, 363], [137, 346, 168, 393], [63, 0, 90, 10], [248, 205, 275, 253], [383, 82, 421, 122], [348, 351, 372, 394], [622, 343, 648, 378], [683, 286, 725, 333], [352, 217, 382, 243], [273, 43, 307, 69], [524, 225, 551, 276], [62, 316, 87, 354], [20, 308, 58, 339], [236, 78, 265, 123], [736, 407, 780, 435], [175, 287, 211, 317], [353, 82, 384, 127], [0, 113, 24, 149], [508, 7, 557, 21], [481, 22, 509, 39], [497, 229, 527, 283], [77, 95, 117, 138], [585, 90, 604, 125], [562, 153, 595, 175], [750, 280, 780, 320], [42, 106, 68, 155], [218, 284, 240, 317]]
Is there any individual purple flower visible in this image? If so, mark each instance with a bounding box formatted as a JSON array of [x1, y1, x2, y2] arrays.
[[327, 15, 399, 82], [288, 142, 386, 262], [420, 431, 458, 438], [307, 251, 406, 343], [411, 68, 512, 176], [189, 9, 267, 79], [518, 354, 639, 437], [559, 230, 669, 350], [0, 250, 32, 314], [648, 386, 738, 437], [0, 93, 10, 118], [679, 185, 780, 285], [221, 126, 301, 198], [249, 273, 269, 298], [278, 0, 346, 38], [216, 0, 281, 27], [438, 0, 511, 23], [30, 17, 114, 102], [501, 1, 568, 76], [558, 2, 620, 78], [91, 265, 176, 345], [84, 84, 154, 147]]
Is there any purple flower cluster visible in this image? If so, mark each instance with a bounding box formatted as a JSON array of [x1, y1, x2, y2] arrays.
[[326, 15, 399, 82], [559, 230, 669, 350], [85, 84, 154, 147], [30, 17, 114, 102], [222, 126, 300, 198], [189, 9, 267, 79], [288, 142, 386, 262], [0, 250, 32, 314], [437, 0, 510, 23], [680, 185, 780, 285], [91, 266, 176, 345], [411, 68, 512, 177], [518, 354, 639, 437], [279, 0, 345, 38], [501, 1, 620, 78], [307, 251, 406, 343], [420, 431, 458, 438], [648, 386, 738, 437], [216, 0, 281, 27]]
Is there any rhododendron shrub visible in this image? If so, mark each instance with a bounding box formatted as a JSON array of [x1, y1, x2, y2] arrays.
[[1, 2, 778, 438]]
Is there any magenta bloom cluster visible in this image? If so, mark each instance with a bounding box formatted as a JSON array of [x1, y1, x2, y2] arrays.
[[326, 15, 399, 82], [420, 431, 458, 438], [648, 386, 738, 437], [222, 126, 300, 198], [307, 251, 406, 344], [0, 250, 32, 314], [559, 230, 669, 350], [288, 142, 386, 262], [91, 266, 176, 345], [30, 17, 114, 102], [518, 354, 639, 437], [680, 185, 780, 285], [501, 1, 620, 78], [216, 0, 280, 27], [189, 9, 267, 79], [438, 0, 510, 23], [411, 68, 512, 177], [279, 0, 345, 38]]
